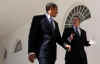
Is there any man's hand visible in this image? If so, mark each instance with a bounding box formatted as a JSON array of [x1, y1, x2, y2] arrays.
[[89, 40, 95, 45], [69, 33, 74, 41], [28, 54, 36, 63], [65, 45, 71, 52]]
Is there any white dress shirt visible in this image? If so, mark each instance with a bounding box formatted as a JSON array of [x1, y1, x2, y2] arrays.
[[73, 26, 81, 36]]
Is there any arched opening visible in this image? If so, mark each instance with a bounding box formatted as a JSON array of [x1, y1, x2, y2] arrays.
[[65, 5, 91, 28]]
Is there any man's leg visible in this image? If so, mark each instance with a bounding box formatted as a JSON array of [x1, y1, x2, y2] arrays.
[[38, 57, 55, 64]]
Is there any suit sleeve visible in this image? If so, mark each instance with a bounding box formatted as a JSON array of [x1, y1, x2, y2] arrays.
[[28, 16, 40, 54], [62, 28, 71, 44], [56, 23, 65, 48], [62, 28, 72, 48], [83, 31, 91, 46]]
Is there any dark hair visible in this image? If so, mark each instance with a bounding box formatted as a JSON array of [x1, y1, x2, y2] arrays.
[[72, 16, 81, 21], [46, 2, 57, 12]]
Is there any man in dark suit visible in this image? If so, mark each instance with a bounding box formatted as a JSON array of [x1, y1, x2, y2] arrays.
[[62, 16, 91, 64], [28, 2, 64, 64]]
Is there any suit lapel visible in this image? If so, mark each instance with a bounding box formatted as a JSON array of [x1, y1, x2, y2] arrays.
[[71, 27, 76, 34], [44, 16, 55, 33], [80, 29, 83, 39]]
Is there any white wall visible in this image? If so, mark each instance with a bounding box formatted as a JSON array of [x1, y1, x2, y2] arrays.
[[0, 21, 31, 64], [0, 0, 100, 64]]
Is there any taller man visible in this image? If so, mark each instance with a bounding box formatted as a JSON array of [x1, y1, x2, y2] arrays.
[[28, 2, 64, 64]]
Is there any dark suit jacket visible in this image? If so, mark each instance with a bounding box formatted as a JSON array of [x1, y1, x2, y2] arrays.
[[62, 27, 90, 47], [62, 27, 90, 64], [28, 15, 64, 61]]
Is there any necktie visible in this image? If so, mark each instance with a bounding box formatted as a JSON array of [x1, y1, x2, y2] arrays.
[[76, 27, 79, 36], [50, 17, 55, 29]]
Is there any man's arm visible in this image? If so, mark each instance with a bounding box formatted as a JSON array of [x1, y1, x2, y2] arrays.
[[55, 23, 65, 48], [62, 28, 72, 45], [28, 16, 39, 54], [28, 16, 40, 63], [62, 28, 72, 51], [83, 30, 91, 46]]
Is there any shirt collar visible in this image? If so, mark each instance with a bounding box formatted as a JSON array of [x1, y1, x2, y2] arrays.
[[73, 25, 80, 29], [73, 25, 80, 32], [45, 13, 51, 20], [72, 25, 81, 35], [45, 13, 54, 22]]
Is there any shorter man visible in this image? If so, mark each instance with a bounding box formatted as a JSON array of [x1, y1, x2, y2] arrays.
[[62, 16, 91, 64]]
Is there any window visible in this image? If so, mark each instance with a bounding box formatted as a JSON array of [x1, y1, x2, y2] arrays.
[[65, 5, 91, 28]]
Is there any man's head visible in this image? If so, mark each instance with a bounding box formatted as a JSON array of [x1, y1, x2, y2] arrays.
[[46, 2, 58, 17], [72, 16, 80, 27]]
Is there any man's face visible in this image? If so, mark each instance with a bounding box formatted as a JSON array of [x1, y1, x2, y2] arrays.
[[72, 17, 80, 27], [48, 7, 58, 17]]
